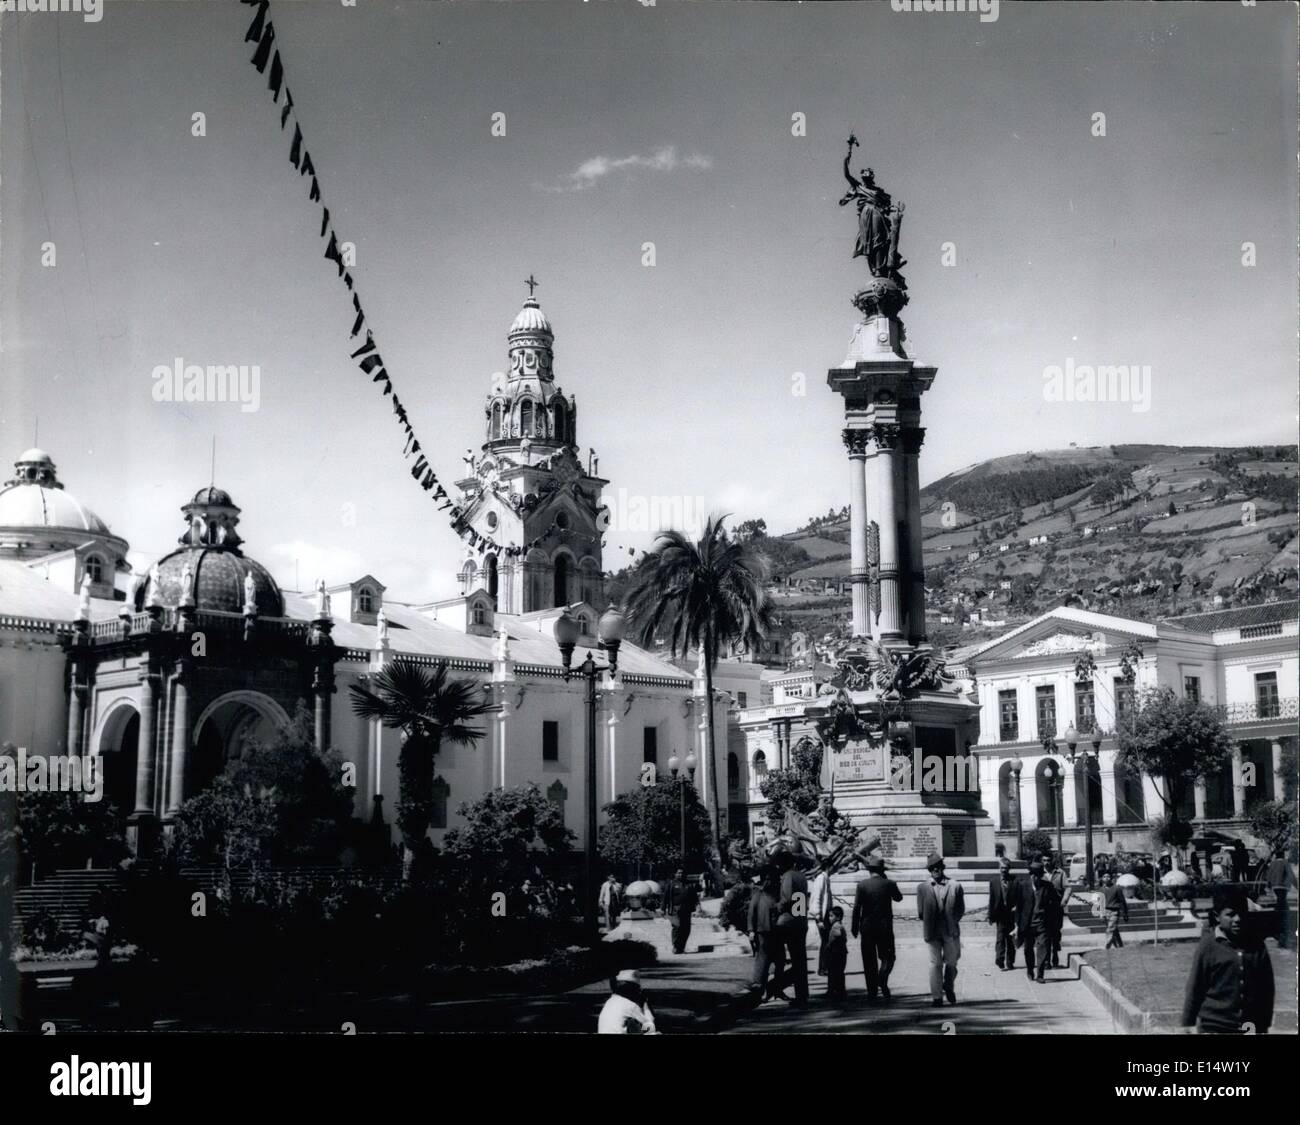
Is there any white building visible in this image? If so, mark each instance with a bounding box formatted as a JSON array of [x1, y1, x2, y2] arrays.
[[966, 604, 1298, 857]]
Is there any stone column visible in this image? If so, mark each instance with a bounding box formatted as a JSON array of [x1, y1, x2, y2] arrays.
[[1099, 751, 1118, 827], [1231, 744, 1246, 818], [132, 672, 158, 816], [495, 696, 511, 788], [167, 674, 190, 816], [872, 423, 903, 642], [1062, 765, 1079, 828], [1273, 740, 1286, 804], [843, 428, 870, 637], [1019, 761, 1037, 829], [67, 683, 87, 759], [902, 427, 927, 643], [1193, 780, 1207, 821], [605, 695, 620, 804]]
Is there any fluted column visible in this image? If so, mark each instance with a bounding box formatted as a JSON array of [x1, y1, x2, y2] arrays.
[[872, 423, 903, 641], [1193, 780, 1207, 821], [1231, 745, 1246, 817], [132, 672, 158, 816], [902, 427, 927, 643], [843, 428, 870, 637]]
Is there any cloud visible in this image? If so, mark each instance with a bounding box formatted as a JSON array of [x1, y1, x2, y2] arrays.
[[539, 146, 713, 192]]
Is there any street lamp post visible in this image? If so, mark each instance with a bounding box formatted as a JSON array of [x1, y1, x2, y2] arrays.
[[554, 606, 625, 931], [668, 750, 699, 873], [1041, 736, 1065, 865], [1064, 723, 1103, 889], [1010, 753, 1024, 859]]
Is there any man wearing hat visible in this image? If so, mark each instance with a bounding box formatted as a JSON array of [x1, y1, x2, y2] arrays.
[[851, 854, 903, 1001], [917, 853, 965, 1006], [1181, 887, 1275, 1034], [597, 969, 659, 1034], [985, 858, 1021, 971], [1023, 859, 1061, 983]]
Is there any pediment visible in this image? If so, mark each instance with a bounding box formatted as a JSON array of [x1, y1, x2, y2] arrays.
[[1011, 630, 1106, 659]]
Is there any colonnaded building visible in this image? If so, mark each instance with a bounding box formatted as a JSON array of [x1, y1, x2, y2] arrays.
[[733, 603, 1297, 856], [0, 294, 729, 856]]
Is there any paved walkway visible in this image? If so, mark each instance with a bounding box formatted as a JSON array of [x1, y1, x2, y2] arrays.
[[720, 929, 1118, 1034]]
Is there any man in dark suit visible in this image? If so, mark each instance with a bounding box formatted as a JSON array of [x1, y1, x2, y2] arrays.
[[986, 858, 1020, 971], [917, 852, 965, 1006], [774, 851, 810, 1006], [663, 868, 699, 954], [851, 855, 903, 1001], [748, 874, 787, 1001], [1022, 860, 1061, 983]]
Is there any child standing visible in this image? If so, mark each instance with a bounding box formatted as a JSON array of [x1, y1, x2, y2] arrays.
[[825, 905, 849, 1000]]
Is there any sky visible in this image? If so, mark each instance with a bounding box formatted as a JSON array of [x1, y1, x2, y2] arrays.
[[2, 0, 1296, 603]]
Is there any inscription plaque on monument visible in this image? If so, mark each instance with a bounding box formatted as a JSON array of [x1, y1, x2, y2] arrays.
[[832, 740, 886, 783]]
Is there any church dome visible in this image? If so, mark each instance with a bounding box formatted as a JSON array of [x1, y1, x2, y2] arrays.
[[509, 297, 552, 337], [139, 547, 284, 616], [0, 449, 113, 535], [136, 485, 283, 616]]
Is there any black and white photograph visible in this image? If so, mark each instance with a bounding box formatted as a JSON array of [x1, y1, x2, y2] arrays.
[[0, 0, 1296, 1097]]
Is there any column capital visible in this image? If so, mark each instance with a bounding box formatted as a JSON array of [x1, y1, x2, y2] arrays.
[[841, 428, 870, 456], [871, 422, 902, 450], [901, 427, 926, 455]]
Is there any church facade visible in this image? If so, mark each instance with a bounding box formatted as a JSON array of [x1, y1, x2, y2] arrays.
[[0, 295, 730, 857]]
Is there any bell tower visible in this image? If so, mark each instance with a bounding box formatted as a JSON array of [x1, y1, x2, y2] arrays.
[[456, 280, 607, 614]]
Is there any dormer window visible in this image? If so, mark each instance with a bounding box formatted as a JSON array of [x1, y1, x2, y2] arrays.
[[472, 603, 487, 626], [357, 586, 375, 614], [85, 555, 105, 585]]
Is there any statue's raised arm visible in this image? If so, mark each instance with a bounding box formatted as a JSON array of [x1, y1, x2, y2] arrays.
[[841, 133, 861, 196]]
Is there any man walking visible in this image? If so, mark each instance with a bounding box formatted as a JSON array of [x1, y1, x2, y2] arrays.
[[1181, 888, 1275, 1034], [1266, 848, 1296, 950], [1047, 856, 1072, 967], [986, 858, 1019, 971], [852, 855, 903, 1001], [1101, 870, 1129, 949], [663, 868, 698, 955], [599, 873, 623, 933], [810, 864, 833, 976], [917, 853, 964, 1006], [774, 851, 811, 1006], [748, 872, 787, 1001], [1026, 860, 1061, 982]]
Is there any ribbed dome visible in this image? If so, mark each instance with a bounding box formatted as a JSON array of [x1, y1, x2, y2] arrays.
[[509, 297, 552, 336], [139, 547, 284, 616], [191, 485, 234, 507]]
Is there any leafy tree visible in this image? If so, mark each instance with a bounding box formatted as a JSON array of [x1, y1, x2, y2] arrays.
[[623, 514, 774, 858], [1022, 828, 1055, 863], [735, 518, 767, 541], [599, 776, 711, 876], [1249, 800, 1298, 860], [349, 660, 492, 874], [760, 739, 824, 827], [1114, 687, 1235, 868]]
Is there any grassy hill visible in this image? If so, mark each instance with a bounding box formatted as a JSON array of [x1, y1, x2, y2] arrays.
[[767, 444, 1297, 652]]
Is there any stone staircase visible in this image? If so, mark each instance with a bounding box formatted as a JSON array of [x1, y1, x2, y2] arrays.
[[13, 869, 122, 941], [1061, 895, 1202, 945]]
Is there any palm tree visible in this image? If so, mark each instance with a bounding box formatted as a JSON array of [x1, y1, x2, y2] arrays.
[[349, 659, 493, 876], [622, 515, 774, 860]]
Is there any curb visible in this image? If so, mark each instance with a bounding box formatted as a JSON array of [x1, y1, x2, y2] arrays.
[[1078, 957, 1151, 1033]]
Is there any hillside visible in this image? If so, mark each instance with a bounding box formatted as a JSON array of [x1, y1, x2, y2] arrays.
[[767, 444, 1298, 653]]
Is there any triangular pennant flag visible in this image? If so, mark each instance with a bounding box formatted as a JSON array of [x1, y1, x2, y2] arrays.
[[412, 456, 428, 477], [438, 501, 452, 512], [325, 231, 342, 265], [422, 470, 435, 490], [300, 151, 315, 178], [308, 177, 321, 203], [244, 0, 268, 43], [251, 21, 276, 73], [280, 88, 294, 129], [350, 309, 365, 337], [381, 379, 393, 396], [268, 51, 284, 100], [359, 354, 384, 374], [411, 440, 421, 455], [343, 272, 354, 290], [320, 207, 330, 238], [289, 124, 303, 168], [350, 333, 375, 359]]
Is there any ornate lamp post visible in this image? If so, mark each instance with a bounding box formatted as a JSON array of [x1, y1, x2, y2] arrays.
[[1009, 753, 1024, 859], [1064, 723, 1103, 888], [554, 605, 625, 931], [668, 750, 699, 873], [1041, 738, 1065, 865]]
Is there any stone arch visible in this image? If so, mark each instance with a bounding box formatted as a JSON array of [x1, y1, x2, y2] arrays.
[[752, 749, 768, 782], [94, 699, 140, 815], [191, 691, 291, 793], [551, 399, 568, 444], [519, 398, 535, 439], [552, 549, 576, 608], [997, 760, 1014, 827], [727, 752, 740, 794], [1036, 758, 1061, 828], [484, 553, 499, 602]]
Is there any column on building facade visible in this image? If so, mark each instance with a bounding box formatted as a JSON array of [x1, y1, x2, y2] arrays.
[[1141, 775, 1164, 826], [494, 695, 511, 788], [67, 683, 87, 758], [1231, 744, 1246, 818], [167, 673, 190, 816], [844, 428, 870, 638], [1193, 780, 1207, 821], [132, 672, 158, 816], [1099, 749, 1118, 827], [603, 669, 621, 804], [902, 427, 926, 644], [1018, 756, 1038, 829], [984, 756, 1002, 830], [872, 423, 903, 641], [1273, 740, 1286, 805], [1062, 763, 1078, 828]]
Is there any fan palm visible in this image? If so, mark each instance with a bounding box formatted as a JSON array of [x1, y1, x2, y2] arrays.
[[349, 659, 493, 875], [622, 514, 774, 858]]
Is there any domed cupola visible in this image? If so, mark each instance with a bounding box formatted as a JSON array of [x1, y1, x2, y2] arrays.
[[508, 295, 555, 384], [0, 447, 128, 565], [136, 486, 283, 616]]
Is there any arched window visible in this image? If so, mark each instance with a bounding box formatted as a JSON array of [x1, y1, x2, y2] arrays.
[[997, 761, 1014, 827], [520, 400, 534, 438], [485, 554, 499, 601], [552, 400, 567, 443], [576, 613, 591, 636], [491, 402, 503, 440], [1115, 760, 1146, 824], [553, 554, 570, 607], [1036, 758, 1062, 828], [752, 750, 768, 780], [472, 602, 487, 626], [727, 752, 740, 794], [85, 556, 104, 585], [357, 586, 374, 614], [1073, 756, 1102, 825]]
